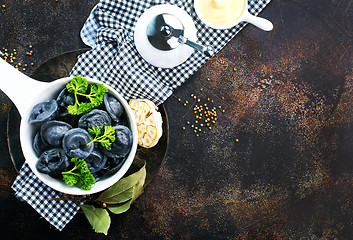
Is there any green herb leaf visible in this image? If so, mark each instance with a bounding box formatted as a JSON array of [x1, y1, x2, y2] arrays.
[[87, 126, 116, 148], [62, 158, 96, 190], [81, 164, 146, 235], [66, 76, 108, 115], [96, 163, 146, 205], [106, 181, 144, 213], [81, 204, 111, 235], [66, 75, 88, 94], [131, 180, 144, 202], [107, 200, 132, 214]]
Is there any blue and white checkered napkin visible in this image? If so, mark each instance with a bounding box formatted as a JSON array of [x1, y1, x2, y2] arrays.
[[12, 0, 271, 231]]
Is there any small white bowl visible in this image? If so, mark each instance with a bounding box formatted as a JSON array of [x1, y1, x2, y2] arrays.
[[194, 0, 273, 31]]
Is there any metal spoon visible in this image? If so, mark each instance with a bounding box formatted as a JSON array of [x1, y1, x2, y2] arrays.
[[147, 13, 214, 57], [177, 35, 214, 57]]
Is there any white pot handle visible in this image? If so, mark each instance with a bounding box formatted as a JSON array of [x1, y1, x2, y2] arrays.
[[242, 12, 273, 31], [0, 58, 48, 116]]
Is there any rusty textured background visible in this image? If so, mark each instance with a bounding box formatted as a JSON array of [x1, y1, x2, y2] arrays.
[[1, 0, 353, 239]]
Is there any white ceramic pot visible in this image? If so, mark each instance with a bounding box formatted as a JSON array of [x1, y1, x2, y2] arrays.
[[0, 58, 138, 195]]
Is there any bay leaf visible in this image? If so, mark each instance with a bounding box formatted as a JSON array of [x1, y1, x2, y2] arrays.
[[97, 163, 146, 204], [107, 200, 132, 214], [131, 181, 144, 202], [102, 187, 134, 204], [81, 204, 111, 235]]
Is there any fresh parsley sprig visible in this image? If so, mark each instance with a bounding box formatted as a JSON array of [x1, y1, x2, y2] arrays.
[[62, 158, 96, 190], [87, 126, 116, 148], [66, 76, 108, 115]]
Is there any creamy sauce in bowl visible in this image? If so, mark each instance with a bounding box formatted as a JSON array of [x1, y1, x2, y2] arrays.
[[196, 0, 245, 26]]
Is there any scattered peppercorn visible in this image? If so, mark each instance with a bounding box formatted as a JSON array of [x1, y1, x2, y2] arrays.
[[177, 93, 226, 136], [1, 45, 35, 72]]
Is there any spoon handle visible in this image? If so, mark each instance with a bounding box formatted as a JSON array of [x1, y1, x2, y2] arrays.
[[178, 36, 214, 57]]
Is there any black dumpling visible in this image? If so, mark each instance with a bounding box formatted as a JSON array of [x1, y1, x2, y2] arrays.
[[29, 100, 58, 124], [33, 131, 51, 156], [103, 93, 124, 122], [36, 148, 69, 175], [93, 157, 125, 181], [62, 128, 94, 159], [85, 147, 108, 173], [78, 109, 112, 130], [56, 88, 75, 117], [41, 120, 72, 147], [100, 125, 133, 159]]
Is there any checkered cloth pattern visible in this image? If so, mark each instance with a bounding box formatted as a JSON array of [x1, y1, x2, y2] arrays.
[[71, 0, 271, 106], [12, 163, 80, 231], [12, 0, 271, 231]]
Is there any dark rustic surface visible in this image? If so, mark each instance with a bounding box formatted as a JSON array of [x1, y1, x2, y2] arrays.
[[1, 0, 353, 239]]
